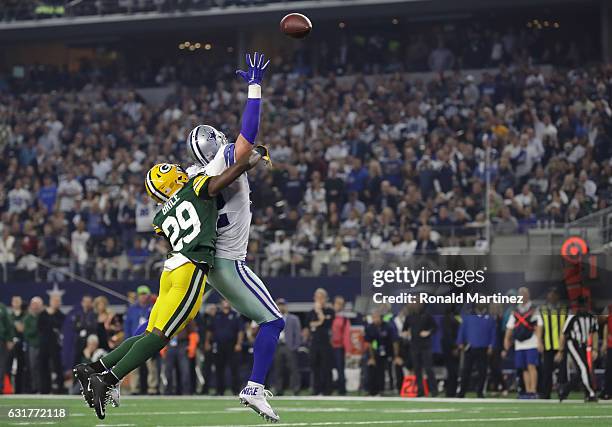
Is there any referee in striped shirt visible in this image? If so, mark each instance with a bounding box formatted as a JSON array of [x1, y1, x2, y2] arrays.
[[556, 298, 599, 402]]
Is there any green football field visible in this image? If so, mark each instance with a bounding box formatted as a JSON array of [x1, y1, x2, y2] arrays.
[[1, 395, 612, 427]]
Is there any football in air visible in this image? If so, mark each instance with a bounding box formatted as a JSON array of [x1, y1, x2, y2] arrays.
[[280, 13, 312, 39]]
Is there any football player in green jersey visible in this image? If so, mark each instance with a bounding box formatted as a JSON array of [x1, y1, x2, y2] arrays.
[[74, 147, 267, 420]]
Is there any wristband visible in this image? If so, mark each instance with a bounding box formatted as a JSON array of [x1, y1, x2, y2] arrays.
[[248, 84, 262, 99]]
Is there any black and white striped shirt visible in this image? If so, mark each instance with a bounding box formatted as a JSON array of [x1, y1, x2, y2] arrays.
[[562, 312, 598, 345]]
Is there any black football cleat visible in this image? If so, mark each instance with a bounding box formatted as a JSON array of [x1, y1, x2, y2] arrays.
[[73, 364, 96, 408], [89, 374, 113, 420]]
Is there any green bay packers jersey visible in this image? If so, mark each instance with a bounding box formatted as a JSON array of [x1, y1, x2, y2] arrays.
[[152, 174, 217, 268]]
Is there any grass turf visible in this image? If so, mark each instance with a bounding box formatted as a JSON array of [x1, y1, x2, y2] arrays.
[[1, 395, 612, 427]]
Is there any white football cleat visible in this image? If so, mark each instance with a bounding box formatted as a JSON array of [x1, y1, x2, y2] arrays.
[[108, 384, 121, 408], [239, 381, 279, 423]]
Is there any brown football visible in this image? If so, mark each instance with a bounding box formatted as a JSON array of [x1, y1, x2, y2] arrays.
[[280, 13, 312, 39]]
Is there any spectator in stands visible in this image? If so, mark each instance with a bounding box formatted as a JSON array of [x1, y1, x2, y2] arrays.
[[8, 296, 26, 393], [264, 231, 291, 277], [403, 302, 437, 397], [307, 288, 334, 395], [164, 322, 197, 395], [70, 220, 90, 276], [0, 227, 16, 266], [39, 294, 64, 394], [7, 179, 31, 214], [211, 300, 244, 396], [365, 308, 401, 396], [456, 303, 496, 398], [303, 172, 327, 215], [56, 172, 82, 213], [38, 175, 57, 213], [61, 294, 97, 377], [0, 301, 14, 395], [272, 298, 301, 396], [81, 334, 106, 364], [325, 163, 345, 207], [494, 206, 519, 235], [440, 306, 460, 397], [197, 304, 217, 395], [341, 191, 366, 220], [503, 287, 543, 399], [93, 296, 113, 349], [327, 237, 350, 276], [23, 296, 43, 393], [414, 225, 438, 254], [331, 296, 351, 395], [123, 285, 157, 395], [428, 39, 455, 72], [96, 236, 122, 280], [127, 236, 150, 279]]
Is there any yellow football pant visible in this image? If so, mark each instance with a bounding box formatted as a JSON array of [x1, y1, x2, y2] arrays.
[[146, 262, 207, 339]]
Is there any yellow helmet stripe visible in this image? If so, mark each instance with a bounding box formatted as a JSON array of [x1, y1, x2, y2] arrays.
[[146, 170, 169, 203]]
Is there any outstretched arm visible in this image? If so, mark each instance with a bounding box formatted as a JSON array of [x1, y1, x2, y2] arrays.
[[234, 52, 269, 161]]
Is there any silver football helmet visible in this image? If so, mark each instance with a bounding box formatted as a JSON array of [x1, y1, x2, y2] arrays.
[[186, 124, 229, 166]]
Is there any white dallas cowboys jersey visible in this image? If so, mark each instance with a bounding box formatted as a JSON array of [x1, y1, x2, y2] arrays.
[[186, 143, 250, 261]]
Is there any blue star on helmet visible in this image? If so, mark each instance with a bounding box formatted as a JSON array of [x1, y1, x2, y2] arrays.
[[206, 129, 216, 142]]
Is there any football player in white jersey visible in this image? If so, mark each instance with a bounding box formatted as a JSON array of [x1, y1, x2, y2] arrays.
[[186, 52, 283, 423]]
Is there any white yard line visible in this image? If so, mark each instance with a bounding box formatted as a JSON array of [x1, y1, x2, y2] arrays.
[[69, 407, 459, 417], [5, 423, 58, 426], [3, 394, 611, 404], [159, 415, 612, 427]]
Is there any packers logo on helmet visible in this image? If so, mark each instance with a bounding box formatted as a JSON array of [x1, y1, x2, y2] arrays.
[[145, 163, 188, 204]]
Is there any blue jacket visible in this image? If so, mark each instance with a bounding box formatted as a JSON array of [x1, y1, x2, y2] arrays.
[[124, 302, 152, 338], [456, 314, 497, 349]]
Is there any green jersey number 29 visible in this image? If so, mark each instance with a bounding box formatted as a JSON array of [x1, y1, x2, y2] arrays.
[[161, 201, 201, 251]]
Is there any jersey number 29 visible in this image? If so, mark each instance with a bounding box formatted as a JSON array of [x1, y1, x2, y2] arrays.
[[161, 201, 201, 250]]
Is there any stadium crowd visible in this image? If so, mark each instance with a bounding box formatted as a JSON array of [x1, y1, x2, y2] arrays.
[[0, 0, 292, 21], [1, 285, 611, 400], [0, 53, 611, 280]]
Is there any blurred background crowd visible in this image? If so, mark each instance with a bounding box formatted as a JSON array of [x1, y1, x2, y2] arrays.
[[1, 45, 610, 281], [1, 0, 612, 403], [1, 285, 611, 399]]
